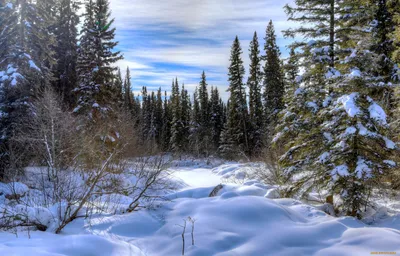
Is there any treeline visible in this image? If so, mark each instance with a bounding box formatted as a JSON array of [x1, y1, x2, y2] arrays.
[[121, 21, 284, 159]]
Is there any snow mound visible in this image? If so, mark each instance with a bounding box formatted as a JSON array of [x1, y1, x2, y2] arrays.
[[130, 196, 400, 256], [0, 232, 143, 256]]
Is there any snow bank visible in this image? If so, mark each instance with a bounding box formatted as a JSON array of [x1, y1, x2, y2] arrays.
[[0, 232, 143, 256], [122, 196, 400, 256]]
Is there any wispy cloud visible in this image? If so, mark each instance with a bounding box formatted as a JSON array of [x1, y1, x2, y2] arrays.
[[110, 0, 295, 100]]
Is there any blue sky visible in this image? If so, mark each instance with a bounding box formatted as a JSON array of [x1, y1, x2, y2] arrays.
[[110, 0, 295, 100]]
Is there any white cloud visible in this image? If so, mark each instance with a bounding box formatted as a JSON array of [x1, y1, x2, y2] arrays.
[[108, 0, 296, 99]]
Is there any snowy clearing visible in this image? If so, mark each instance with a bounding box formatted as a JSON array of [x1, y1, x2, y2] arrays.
[[1, 160, 400, 256]]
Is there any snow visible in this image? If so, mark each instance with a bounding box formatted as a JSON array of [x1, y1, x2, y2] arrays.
[[29, 60, 41, 71], [323, 132, 333, 142], [318, 152, 330, 163], [1, 160, 400, 255], [383, 137, 396, 149], [349, 68, 361, 77], [337, 93, 361, 118], [355, 157, 372, 179], [383, 160, 396, 167], [172, 168, 222, 188], [342, 126, 357, 137], [325, 67, 341, 79], [307, 40, 316, 46], [294, 87, 303, 95], [331, 165, 349, 180], [306, 101, 319, 112], [368, 100, 387, 125]]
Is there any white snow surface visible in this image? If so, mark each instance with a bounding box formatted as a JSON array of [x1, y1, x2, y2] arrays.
[[1, 160, 400, 255]]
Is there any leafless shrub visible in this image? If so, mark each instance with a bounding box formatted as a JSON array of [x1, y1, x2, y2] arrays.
[[256, 148, 285, 186]]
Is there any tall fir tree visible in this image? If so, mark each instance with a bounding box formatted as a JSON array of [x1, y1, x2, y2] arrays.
[[114, 68, 123, 107], [190, 87, 201, 155], [123, 67, 133, 113], [53, 0, 80, 108], [154, 88, 164, 147], [161, 90, 171, 151], [210, 86, 224, 151], [247, 31, 264, 156], [277, 0, 399, 217], [170, 78, 182, 152], [75, 0, 123, 126], [180, 84, 191, 151], [219, 36, 249, 158], [197, 71, 212, 155], [263, 20, 285, 147], [0, 0, 56, 177]]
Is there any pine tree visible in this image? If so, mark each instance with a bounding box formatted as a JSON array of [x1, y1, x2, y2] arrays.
[[141, 86, 151, 142], [210, 87, 224, 151], [170, 78, 182, 152], [0, 0, 56, 177], [180, 84, 191, 151], [276, 0, 343, 198], [219, 36, 249, 158], [123, 67, 133, 113], [277, 0, 399, 217], [198, 71, 210, 128], [114, 68, 123, 107], [284, 0, 337, 70], [161, 91, 171, 151], [190, 87, 201, 155], [154, 88, 164, 147], [75, 0, 123, 125], [284, 48, 300, 95], [263, 20, 285, 147], [53, 0, 80, 108], [247, 31, 264, 156], [196, 71, 212, 155]]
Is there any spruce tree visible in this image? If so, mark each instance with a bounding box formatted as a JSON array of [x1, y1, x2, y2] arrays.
[[190, 87, 201, 155], [123, 67, 133, 113], [53, 0, 80, 108], [114, 68, 123, 107], [210, 87, 224, 151], [284, 48, 300, 95], [277, 0, 399, 217], [247, 31, 264, 156], [155, 88, 164, 147], [0, 0, 56, 177], [276, 0, 343, 196], [170, 78, 182, 152], [263, 20, 285, 147], [284, 0, 337, 70], [180, 84, 191, 151], [75, 0, 123, 124], [141, 86, 151, 142], [161, 91, 171, 151], [219, 36, 249, 158], [197, 71, 212, 155]]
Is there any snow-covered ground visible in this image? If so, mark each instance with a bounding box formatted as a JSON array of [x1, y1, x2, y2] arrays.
[[1, 160, 400, 255]]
